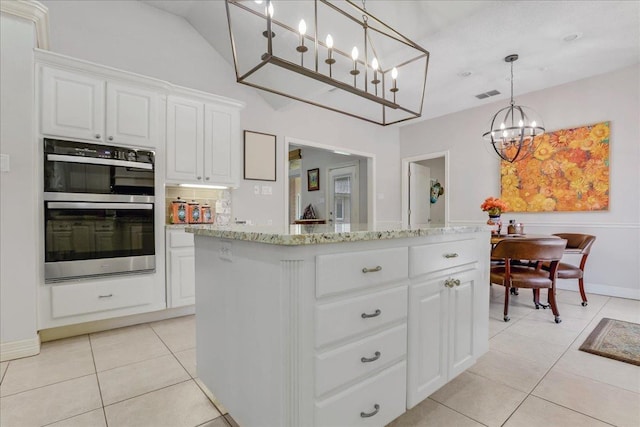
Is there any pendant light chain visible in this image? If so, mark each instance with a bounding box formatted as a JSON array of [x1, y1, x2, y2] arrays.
[[510, 60, 515, 106]]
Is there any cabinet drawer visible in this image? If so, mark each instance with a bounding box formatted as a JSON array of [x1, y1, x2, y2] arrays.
[[168, 230, 194, 248], [316, 247, 408, 297], [51, 279, 153, 318], [316, 286, 407, 348], [316, 324, 407, 396], [315, 361, 406, 427], [410, 239, 478, 277]]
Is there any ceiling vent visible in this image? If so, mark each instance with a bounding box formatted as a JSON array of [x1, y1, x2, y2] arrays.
[[475, 89, 500, 99]]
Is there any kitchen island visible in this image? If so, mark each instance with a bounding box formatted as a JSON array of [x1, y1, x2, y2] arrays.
[[187, 224, 490, 427]]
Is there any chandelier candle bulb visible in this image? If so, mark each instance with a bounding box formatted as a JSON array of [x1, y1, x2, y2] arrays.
[[296, 19, 308, 54], [350, 46, 360, 86]]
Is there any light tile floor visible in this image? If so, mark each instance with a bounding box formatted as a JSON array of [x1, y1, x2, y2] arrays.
[[0, 290, 638, 427]]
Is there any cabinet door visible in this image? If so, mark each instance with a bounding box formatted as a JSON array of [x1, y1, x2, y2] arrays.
[[168, 247, 195, 307], [166, 97, 204, 183], [407, 277, 449, 408], [448, 269, 478, 379], [41, 66, 105, 141], [106, 82, 157, 147], [203, 104, 233, 184]]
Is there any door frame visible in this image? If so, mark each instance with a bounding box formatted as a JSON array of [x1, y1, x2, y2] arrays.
[[283, 136, 376, 226], [401, 151, 450, 228]]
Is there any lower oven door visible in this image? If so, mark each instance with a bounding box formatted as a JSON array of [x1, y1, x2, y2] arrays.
[[45, 201, 155, 281]]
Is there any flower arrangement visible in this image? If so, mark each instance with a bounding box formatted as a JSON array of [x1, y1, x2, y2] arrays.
[[481, 197, 508, 216]]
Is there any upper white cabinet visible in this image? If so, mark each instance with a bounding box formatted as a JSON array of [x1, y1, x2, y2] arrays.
[[41, 67, 105, 142], [40, 65, 158, 148], [166, 94, 242, 187]]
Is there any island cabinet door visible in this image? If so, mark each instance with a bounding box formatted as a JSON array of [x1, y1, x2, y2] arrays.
[[447, 269, 477, 379], [406, 277, 448, 408]]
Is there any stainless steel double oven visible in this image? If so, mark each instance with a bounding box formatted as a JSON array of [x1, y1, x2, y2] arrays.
[[44, 138, 156, 281]]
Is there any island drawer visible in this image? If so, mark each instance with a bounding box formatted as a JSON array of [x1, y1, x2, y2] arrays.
[[315, 361, 406, 427], [315, 323, 407, 397], [51, 279, 153, 318], [316, 286, 407, 348], [410, 238, 478, 277], [316, 247, 408, 297]]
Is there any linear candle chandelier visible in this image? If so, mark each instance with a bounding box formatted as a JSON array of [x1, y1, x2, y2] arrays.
[[482, 54, 545, 163], [225, 0, 430, 126]]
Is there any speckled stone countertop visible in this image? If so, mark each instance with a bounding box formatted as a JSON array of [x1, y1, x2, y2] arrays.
[[185, 223, 487, 246]]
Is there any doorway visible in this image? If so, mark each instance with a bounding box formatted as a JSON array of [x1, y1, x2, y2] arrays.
[[284, 137, 375, 226], [328, 164, 359, 225], [402, 151, 449, 227]]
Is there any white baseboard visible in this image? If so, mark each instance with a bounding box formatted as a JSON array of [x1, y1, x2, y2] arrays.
[[556, 281, 640, 300], [0, 335, 41, 362], [39, 305, 195, 342]]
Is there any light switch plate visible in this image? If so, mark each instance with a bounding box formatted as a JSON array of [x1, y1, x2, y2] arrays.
[[0, 154, 9, 172], [261, 185, 272, 195]]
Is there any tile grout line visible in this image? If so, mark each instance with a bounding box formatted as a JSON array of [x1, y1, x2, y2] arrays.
[[103, 378, 193, 408], [88, 332, 110, 427]]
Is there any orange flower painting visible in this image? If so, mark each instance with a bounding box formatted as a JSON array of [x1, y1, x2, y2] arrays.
[[500, 122, 610, 212]]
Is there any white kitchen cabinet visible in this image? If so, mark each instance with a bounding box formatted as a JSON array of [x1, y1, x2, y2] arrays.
[[41, 67, 105, 142], [193, 228, 489, 427], [166, 95, 241, 186], [407, 268, 478, 408], [166, 229, 195, 308], [41, 66, 158, 147]]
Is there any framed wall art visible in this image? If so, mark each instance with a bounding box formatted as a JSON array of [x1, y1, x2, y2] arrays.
[[307, 168, 319, 191], [500, 121, 610, 212], [244, 131, 276, 181]]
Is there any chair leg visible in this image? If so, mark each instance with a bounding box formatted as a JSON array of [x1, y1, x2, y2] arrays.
[[578, 278, 588, 306], [547, 288, 561, 323], [503, 287, 511, 322], [533, 289, 549, 309]]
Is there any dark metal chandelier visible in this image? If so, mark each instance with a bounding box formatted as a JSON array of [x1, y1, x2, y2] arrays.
[[225, 0, 430, 126], [483, 54, 545, 163]]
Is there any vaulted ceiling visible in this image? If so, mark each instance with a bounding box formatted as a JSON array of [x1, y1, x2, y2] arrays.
[[143, 1, 640, 124]]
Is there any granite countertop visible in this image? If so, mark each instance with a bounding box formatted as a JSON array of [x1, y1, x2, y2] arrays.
[[185, 223, 488, 246]]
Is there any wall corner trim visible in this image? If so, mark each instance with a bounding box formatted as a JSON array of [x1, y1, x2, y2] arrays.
[[0, 0, 50, 50], [0, 334, 41, 362]]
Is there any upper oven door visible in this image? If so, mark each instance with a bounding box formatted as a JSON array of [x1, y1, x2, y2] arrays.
[[44, 138, 155, 196]]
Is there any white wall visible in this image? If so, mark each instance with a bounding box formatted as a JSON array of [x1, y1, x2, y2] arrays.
[[41, 0, 402, 227], [0, 14, 39, 354], [400, 65, 640, 299]]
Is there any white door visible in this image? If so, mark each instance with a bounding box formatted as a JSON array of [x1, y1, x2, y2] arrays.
[[328, 165, 359, 225], [407, 277, 449, 408], [408, 163, 430, 227], [448, 269, 477, 379], [204, 105, 232, 184], [166, 97, 203, 183], [105, 82, 157, 147], [41, 66, 105, 141]]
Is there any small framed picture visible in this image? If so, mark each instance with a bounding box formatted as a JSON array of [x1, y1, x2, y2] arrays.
[[307, 168, 319, 191]]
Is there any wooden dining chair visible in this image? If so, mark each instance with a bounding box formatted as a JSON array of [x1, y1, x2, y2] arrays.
[[490, 238, 567, 323], [542, 233, 596, 306]]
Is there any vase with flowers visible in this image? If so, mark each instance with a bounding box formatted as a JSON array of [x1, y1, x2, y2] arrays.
[[481, 197, 508, 235]]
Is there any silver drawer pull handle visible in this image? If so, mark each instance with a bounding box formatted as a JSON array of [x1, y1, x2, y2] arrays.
[[98, 294, 113, 298], [455, 279, 461, 286], [444, 253, 459, 258], [361, 351, 381, 363], [360, 404, 380, 418], [362, 266, 382, 273], [361, 309, 381, 319], [444, 279, 453, 288]]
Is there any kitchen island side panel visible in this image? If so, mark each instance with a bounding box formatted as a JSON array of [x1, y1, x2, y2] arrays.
[[194, 236, 315, 427]]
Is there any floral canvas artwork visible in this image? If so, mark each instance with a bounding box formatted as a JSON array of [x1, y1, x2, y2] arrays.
[[500, 121, 610, 212]]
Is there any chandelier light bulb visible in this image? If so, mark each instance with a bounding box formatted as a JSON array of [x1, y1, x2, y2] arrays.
[[531, 120, 537, 128], [267, 2, 274, 18], [255, 0, 263, 4], [371, 58, 379, 70], [518, 119, 524, 127], [391, 67, 398, 80], [500, 122, 505, 130], [326, 34, 333, 49], [351, 47, 359, 61], [298, 19, 306, 35]]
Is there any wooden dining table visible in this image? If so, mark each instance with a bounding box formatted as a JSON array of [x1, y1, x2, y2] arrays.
[[490, 233, 561, 247]]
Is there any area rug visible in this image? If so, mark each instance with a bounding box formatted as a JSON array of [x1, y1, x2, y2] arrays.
[[579, 318, 640, 366]]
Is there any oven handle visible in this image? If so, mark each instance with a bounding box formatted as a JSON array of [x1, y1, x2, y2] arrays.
[[47, 202, 153, 210], [47, 154, 153, 170]]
